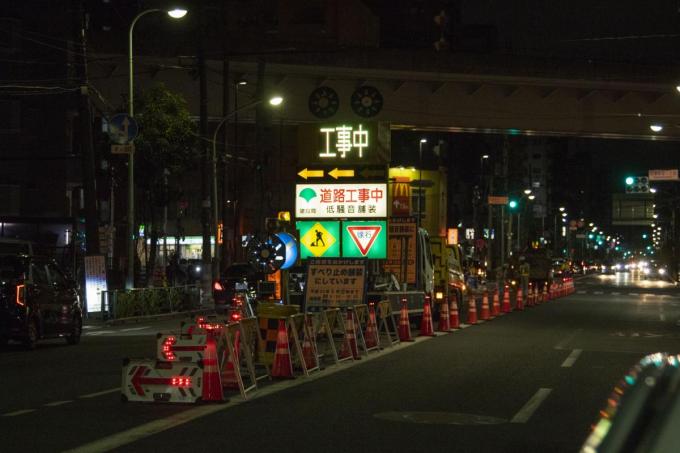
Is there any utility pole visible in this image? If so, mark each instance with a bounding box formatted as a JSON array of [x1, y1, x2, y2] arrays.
[[220, 1, 230, 274], [198, 6, 212, 305], [74, 0, 99, 257]]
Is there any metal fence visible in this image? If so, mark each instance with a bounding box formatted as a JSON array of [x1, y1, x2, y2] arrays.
[[100, 284, 202, 320]]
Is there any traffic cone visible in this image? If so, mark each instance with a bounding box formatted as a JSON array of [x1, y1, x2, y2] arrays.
[[491, 290, 501, 316], [201, 335, 225, 402], [515, 288, 524, 311], [339, 310, 360, 359], [301, 316, 318, 370], [271, 319, 294, 378], [480, 292, 490, 320], [467, 294, 478, 325], [365, 303, 379, 349], [501, 286, 511, 313], [449, 294, 460, 329], [438, 300, 450, 332], [221, 329, 241, 389], [527, 284, 533, 307], [420, 297, 435, 336], [398, 298, 414, 341]]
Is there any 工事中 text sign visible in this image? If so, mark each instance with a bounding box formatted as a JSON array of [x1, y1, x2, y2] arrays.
[[297, 122, 391, 165], [384, 218, 416, 284], [296, 183, 387, 218], [305, 259, 367, 307]]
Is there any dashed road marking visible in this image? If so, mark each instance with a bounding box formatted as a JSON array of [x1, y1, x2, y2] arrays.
[[593, 291, 604, 295], [2, 409, 35, 417], [577, 290, 586, 294], [561, 349, 582, 368], [119, 326, 150, 332], [44, 400, 73, 407], [511, 388, 552, 423], [554, 329, 583, 350], [78, 388, 120, 399], [611, 292, 620, 296]]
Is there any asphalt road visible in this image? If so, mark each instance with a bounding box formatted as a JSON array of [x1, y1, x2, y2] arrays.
[[2, 272, 679, 452]]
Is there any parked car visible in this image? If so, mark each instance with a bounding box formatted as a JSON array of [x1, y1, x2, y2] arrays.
[[0, 254, 82, 349]]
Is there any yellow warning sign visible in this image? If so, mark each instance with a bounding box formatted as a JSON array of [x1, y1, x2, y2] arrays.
[[299, 221, 339, 258]]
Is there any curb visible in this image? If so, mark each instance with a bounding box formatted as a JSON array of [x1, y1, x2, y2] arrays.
[[102, 308, 215, 326]]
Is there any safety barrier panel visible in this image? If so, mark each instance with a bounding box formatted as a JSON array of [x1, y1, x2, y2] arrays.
[[377, 300, 400, 347], [121, 358, 203, 403]]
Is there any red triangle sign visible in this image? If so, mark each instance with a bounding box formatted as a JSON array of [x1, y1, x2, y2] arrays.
[[347, 225, 382, 256]]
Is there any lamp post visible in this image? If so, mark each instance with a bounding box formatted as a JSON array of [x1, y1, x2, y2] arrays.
[[516, 193, 535, 250], [126, 7, 187, 289], [211, 95, 283, 275]]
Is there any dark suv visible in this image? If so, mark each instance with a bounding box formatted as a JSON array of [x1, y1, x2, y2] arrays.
[[0, 254, 82, 349], [213, 262, 263, 315]]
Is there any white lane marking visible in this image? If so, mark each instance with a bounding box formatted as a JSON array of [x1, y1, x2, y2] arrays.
[[64, 336, 438, 453], [554, 329, 583, 350], [2, 409, 35, 417], [119, 326, 150, 332], [78, 388, 120, 399], [629, 293, 639, 296], [593, 291, 604, 295], [511, 388, 553, 423], [83, 330, 115, 336], [577, 290, 586, 294], [44, 400, 73, 407], [561, 349, 582, 368], [611, 292, 620, 296], [660, 314, 666, 322]]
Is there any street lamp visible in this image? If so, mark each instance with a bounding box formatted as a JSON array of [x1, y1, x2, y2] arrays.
[[417, 139, 427, 230], [126, 7, 187, 289], [211, 95, 283, 275]]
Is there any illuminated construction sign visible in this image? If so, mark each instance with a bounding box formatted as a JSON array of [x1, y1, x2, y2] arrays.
[[297, 122, 391, 165], [296, 221, 340, 259], [295, 183, 387, 219], [342, 221, 387, 259]]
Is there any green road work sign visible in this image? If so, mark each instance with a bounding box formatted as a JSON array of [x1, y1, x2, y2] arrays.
[[296, 221, 341, 259], [341, 220, 387, 259]]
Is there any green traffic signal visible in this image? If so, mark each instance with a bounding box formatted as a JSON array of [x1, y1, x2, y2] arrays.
[[508, 200, 518, 209], [625, 176, 634, 186]]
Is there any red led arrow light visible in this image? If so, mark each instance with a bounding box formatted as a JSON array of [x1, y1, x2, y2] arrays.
[[347, 225, 382, 256], [131, 366, 191, 396]]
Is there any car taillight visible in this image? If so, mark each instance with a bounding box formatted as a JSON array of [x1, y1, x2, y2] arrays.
[[213, 281, 224, 291], [15, 284, 25, 307], [230, 312, 242, 322]]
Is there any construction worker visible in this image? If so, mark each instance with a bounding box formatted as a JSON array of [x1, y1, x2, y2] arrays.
[[519, 257, 530, 301]]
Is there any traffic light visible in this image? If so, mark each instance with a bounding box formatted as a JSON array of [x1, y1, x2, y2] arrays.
[[625, 176, 649, 193], [508, 199, 518, 209]]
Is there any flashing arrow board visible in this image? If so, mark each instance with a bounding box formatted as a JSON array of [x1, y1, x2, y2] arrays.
[[342, 221, 387, 258], [296, 221, 340, 259], [296, 165, 387, 182], [296, 183, 387, 219]]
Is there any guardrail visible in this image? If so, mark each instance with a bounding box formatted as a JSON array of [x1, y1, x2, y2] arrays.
[[100, 284, 203, 320]]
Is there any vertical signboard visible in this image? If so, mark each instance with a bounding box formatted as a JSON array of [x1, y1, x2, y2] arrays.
[[341, 220, 387, 259], [296, 221, 341, 259], [84, 255, 107, 313], [391, 178, 411, 216], [384, 217, 417, 284], [305, 259, 367, 307]]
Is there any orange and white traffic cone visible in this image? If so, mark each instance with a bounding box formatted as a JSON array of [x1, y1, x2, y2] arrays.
[[420, 297, 435, 336], [527, 284, 534, 307], [515, 288, 524, 311], [449, 294, 460, 329], [271, 319, 294, 378], [438, 300, 450, 332], [501, 286, 511, 313], [467, 294, 478, 325], [365, 303, 380, 349], [339, 310, 360, 359], [202, 335, 225, 402], [480, 292, 490, 320], [398, 298, 414, 342], [491, 290, 501, 316]]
